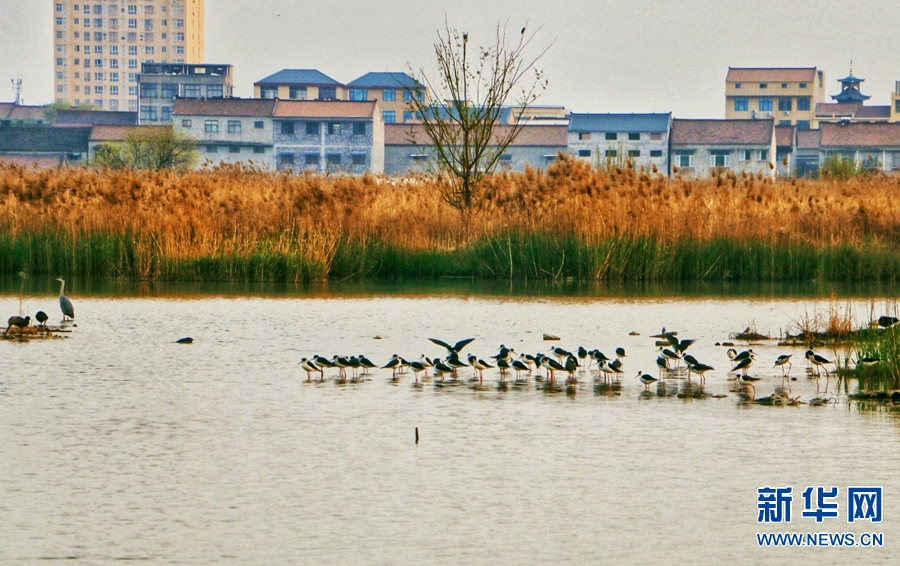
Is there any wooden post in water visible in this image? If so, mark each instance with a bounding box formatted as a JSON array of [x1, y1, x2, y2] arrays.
[[415, 427, 419, 444]]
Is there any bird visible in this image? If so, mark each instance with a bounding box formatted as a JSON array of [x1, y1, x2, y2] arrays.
[[726, 348, 738, 360], [381, 354, 403, 378], [636, 371, 658, 391], [539, 354, 565, 383], [408, 359, 427, 383], [689, 362, 714, 384], [35, 310, 48, 328], [674, 339, 696, 356], [176, 336, 193, 344], [433, 359, 455, 380], [511, 358, 530, 380], [314, 355, 336, 369], [773, 354, 793, 376], [857, 356, 880, 368], [468, 354, 494, 383], [660, 347, 681, 367], [656, 356, 668, 375], [877, 315, 899, 328], [56, 277, 75, 321], [357, 354, 378, 374], [737, 374, 762, 398], [521, 26, 526, 35], [732, 349, 754, 363], [731, 356, 754, 376], [682, 353, 699, 367], [651, 327, 677, 340], [805, 350, 832, 377], [429, 337, 475, 355], [577, 346, 589, 367], [6, 315, 30, 335], [299, 358, 322, 381], [496, 357, 512, 378]]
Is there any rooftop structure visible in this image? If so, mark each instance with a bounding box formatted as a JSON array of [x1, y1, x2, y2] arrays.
[[725, 67, 824, 129]]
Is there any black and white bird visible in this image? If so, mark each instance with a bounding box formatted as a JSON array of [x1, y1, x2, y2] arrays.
[[731, 356, 754, 376], [433, 359, 455, 380], [409, 359, 428, 383], [299, 358, 322, 381], [737, 374, 762, 398], [577, 346, 589, 368], [382, 354, 403, 378], [689, 362, 714, 384], [877, 315, 899, 328], [539, 355, 565, 383], [636, 371, 658, 391], [429, 337, 475, 355], [468, 354, 494, 383], [358, 355, 378, 374], [805, 350, 832, 377], [773, 354, 793, 376], [511, 357, 530, 380]]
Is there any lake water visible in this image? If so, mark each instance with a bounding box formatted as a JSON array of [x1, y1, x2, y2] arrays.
[[2, 278, 898, 564]]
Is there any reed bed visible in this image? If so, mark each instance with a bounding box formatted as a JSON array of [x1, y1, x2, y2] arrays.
[[2, 155, 900, 282]]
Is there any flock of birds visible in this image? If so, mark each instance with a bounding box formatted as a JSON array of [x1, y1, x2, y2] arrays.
[[5, 277, 75, 335], [298, 324, 893, 399]]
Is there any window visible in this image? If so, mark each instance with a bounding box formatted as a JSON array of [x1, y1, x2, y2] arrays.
[[403, 111, 412, 122], [144, 19, 153, 30], [650, 132, 663, 141], [383, 89, 395, 101], [56, 3, 63, 12], [109, 18, 118, 29], [759, 83, 768, 89], [578, 132, 591, 140], [140, 83, 157, 98], [403, 90, 413, 102], [796, 120, 811, 130], [128, 5, 137, 15], [57, 31, 63, 39], [778, 98, 792, 111], [382, 111, 396, 123], [128, 73, 136, 83], [289, 86, 306, 100], [57, 17, 64, 26], [205, 120, 219, 133], [229, 146, 240, 154], [254, 121, 264, 129], [110, 45, 118, 56], [799, 83, 808, 89], [417, 89, 425, 101], [109, 100, 118, 111], [734, 97, 749, 112], [94, 58, 103, 67], [352, 154, 366, 165], [227, 120, 241, 134], [253, 147, 265, 154], [349, 88, 367, 101], [735, 83, 742, 89], [759, 98, 773, 112], [175, 46, 184, 55], [182, 84, 200, 98], [128, 18, 136, 28], [605, 132, 617, 140], [797, 97, 811, 111], [161, 84, 177, 99], [56, 58, 64, 66], [84, 59, 91, 68], [128, 45, 137, 55], [781, 83, 789, 89], [57, 85, 64, 93], [128, 86, 137, 96], [139, 105, 157, 121], [110, 85, 119, 96], [206, 145, 217, 154], [110, 59, 119, 69], [145, 46, 154, 55], [206, 85, 223, 98], [352, 122, 366, 136], [305, 152, 319, 165], [628, 133, 640, 141], [757, 149, 768, 161], [628, 150, 640, 157], [176, 19, 184, 28], [740, 149, 751, 161], [777, 120, 791, 127], [128, 59, 137, 69], [94, 72, 103, 81], [94, 18, 102, 27], [182, 119, 192, 128], [318, 87, 337, 100], [328, 123, 342, 135], [650, 150, 663, 157], [260, 86, 278, 99], [175, 32, 184, 41], [327, 153, 341, 166], [127, 32, 136, 42], [84, 19, 90, 27], [280, 121, 294, 135], [578, 149, 591, 157], [306, 122, 319, 135], [605, 150, 617, 157], [675, 151, 694, 167], [710, 150, 730, 168]]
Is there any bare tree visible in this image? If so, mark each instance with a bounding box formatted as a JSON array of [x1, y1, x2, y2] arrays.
[[407, 21, 551, 216], [92, 127, 198, 171]]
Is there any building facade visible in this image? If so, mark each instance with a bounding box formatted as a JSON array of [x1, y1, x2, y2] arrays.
[[53, 0, 205, 111], [253, 69, 347, 101], [138, 63, 232, 124], [567, 113, 671, 172], [0, 126, 91, 167], [346, 72, 427, 124], [173, 98, 277, 168], [670, 119, 776, 177], [725, 68, 824, 129], [819, 122, 900, 172]]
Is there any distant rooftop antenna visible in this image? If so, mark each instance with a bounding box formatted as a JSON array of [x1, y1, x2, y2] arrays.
[[11, 74, 22, 105]]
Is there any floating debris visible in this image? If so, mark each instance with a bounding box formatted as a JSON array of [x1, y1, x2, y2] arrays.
[[176, 337, 194, 344], [754, 394, 802, 406], [373, 335, 383, 340], [808, 397, 833, 406], [628, 331, 640, 336], [721, 341, 735, 347], [543, 333, 560, 341]]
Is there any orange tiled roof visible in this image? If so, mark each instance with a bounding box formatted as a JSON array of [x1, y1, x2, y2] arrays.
[[726, 68, 817, 83], [775, 126, 795, 148], [89, 125, 170, 142], [173, 98, 278, 117], [671, 119, 774, 145], [820, 122, 900, 147]]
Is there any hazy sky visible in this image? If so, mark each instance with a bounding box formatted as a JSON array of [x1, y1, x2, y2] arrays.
[[2, 0, 899, 117]]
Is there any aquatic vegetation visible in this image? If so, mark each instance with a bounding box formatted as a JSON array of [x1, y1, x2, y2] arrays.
[[1, 156, 900, 281]]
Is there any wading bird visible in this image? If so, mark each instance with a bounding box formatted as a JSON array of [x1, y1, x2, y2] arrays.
[[429, 337, 475, 355], [382, 354, 403, 378], [736, 374, 762, 398], [56, 277, 75, 321], [805, 350, 832, 377], [6, 315, 30, 335], [299, 358, 322, 382], [773, 354, 792, 376], [636, 371, 658, 391]]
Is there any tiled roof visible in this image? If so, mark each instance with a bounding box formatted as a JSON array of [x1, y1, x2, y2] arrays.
[[0, 126, 91, 152], [820, 122, 900, 148], [569, 113, 671, 133], [55, 109, 137, 126], [173, 98, 278, 117], [775, 126, 795, 148], [6, 105, 46, 122], [831, 88, 870, 103], [796, 129, 821, 150], [347, 72, 421, 89], [815, 103, 858, 117], [0, 103, 13, 119], [273, 100, 376, 118], [89, 125, 170, 142], [385, 123, 568, 147], [726, 67, 817, 83], [853, 105, 890, 119], [254, 69, 343, 86], [0, 155, 66, 168], [671, 119, 774, 145]]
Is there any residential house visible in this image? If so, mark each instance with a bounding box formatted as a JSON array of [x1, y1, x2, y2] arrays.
[[0, 103, 48, 126], [254, 69, 346, 101], [775, 125, 795, 176], [173, 98, 278, 168], [670, 119, 776, 177], [54, 109, 138, 126], [0, 126, 90, 167], [87, 124, 170, 158], [567, 113, 671, 171], [384, 123, 566, 175], [725, 67, 824, 129], [273, 100, 382, 174], [795, 129, 821, 177], [138, 63, 233, 124], [819, 122, 900, 172], [346, 72, 428, 124]]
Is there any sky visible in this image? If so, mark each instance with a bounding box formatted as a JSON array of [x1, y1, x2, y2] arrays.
[[2, 0, 899, 117]]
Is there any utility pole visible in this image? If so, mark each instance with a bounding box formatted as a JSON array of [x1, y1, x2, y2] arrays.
[[11, 75, 22, 105]]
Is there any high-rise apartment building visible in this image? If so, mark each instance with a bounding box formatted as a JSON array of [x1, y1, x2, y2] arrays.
[[53, 1, 204, 112]]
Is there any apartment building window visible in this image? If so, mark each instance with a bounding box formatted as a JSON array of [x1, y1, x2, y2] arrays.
[[145, 32, 154, 41], [289, 86, 306, 99], [352, 122, 366, 135], [759, 83, 768, 89], [94, 72, 103, 81], [254, 121, 264, 129], [110, 45, 118, 55], [57, 85, 65, 93], [349, 88, 367, 101], [109, 100, 118, 111], [84, 59, 91, 68], [674, 150, 694, 167], [759, 98, 773, 112], [605, 132, 617, 141], [57, 72, 64, 80], [205, 120, 219, 133], [382, 111, 395, 124], [160, 84, 176, 99], [128, 45, 137, 55], [229, 146, 240, 154], [175, 19, 184, 28], [352, 154, 367, 165], [799, 83, 808, 89], [628, 132, 640, 141], [144, 5, 154, 15], [128, 59, 137, 69], [578, 132, 591, 140], [327, 123, 342, 135], [280, 153, 294, 166], [734, 97, 749, 111], [57, 17, 64, 26], [109, 18, 118, 29], [605, 150, 618, 158], [383, 89, 396, 101], [145, 46, 154, 55], [403, 111, 412, 122], [403, 90, 413, 102], [260, 86, 277, 99], [57, 31, 63, 39], [797, 97, 811, 111], [110, 85, 119, 96], [650, 150, 663, 157], [128, 18, 136, 28], [206, 85, 224, 98], [94, 18, 102, 27], [127, 32, 136, 42], [110, 72, 118, 81], [183, 84, 200, 98], [778, 98, 792, 111], [306, 122, 319, 135], [140, 84, 157, 98], [128, 5, 137, 15], [796, 120, 811, 130], [710, 150, 730, 168], [56, 3, 63, 11], [735, 83, 742, 89], [175, 46, 184, 55], [253, 147, 265, 154], [56, 58, 64, 66], [628, 150, 640, 157], [227, 120, 241, 134], [305, 152, 319, 166], [318, 87, 337, 100], [93, 44, 103, 53], [84, 19, 90, 27], [327, 153, 342, 166], [128, 73, 136, 83], [280, 121, 294, 135], [182, 119, 192, 128], [140, 105, 157, 121], [578, 149, 590, 157], [175, 32, 184, 41]]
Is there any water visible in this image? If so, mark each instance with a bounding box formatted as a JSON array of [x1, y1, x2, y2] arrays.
[[2, 280, 898, 564]]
